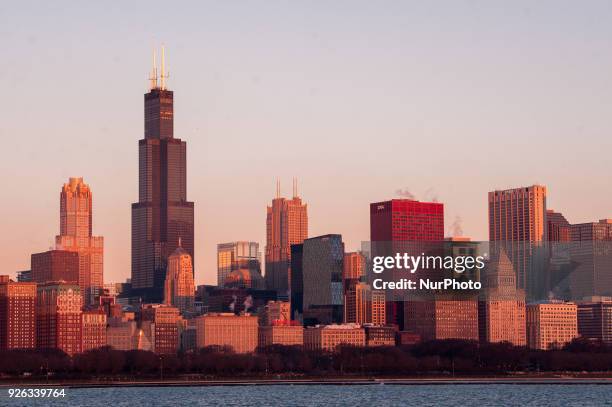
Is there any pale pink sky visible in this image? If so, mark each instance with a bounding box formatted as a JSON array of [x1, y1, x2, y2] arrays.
[[1, 2, 611, 285]]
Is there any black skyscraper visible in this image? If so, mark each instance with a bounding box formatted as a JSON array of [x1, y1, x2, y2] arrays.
[[131, 51, 194, 301]]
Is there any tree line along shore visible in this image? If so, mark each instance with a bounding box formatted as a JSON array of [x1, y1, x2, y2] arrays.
[[1, 338, 611, 381]]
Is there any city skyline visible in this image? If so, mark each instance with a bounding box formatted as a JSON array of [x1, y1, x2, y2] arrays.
[[3, 2, 612, 286]]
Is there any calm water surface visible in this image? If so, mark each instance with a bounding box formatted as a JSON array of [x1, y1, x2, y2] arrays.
[[1, 384, 611, 406]]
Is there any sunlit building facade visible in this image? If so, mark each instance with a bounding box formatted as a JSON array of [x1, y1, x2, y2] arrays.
[[258, 325, 304, 347], [265, 181, 308, 298], [478, 249, 527, 346], [344, 282, 385, 326], [195, 313, 258, 353], [55, 177, 104, 304], [303, 324, 365, 351], [81, 309, 107, 352], [164, 243, 195, 314], [526, 301, 578, 350], [488, 185, 547, 292], [0, 276, 36, 350], [36, 282, 83, 355], [142, 304, 181, 354]]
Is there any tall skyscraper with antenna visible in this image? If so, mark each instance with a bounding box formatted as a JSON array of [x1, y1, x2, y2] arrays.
[[265, 179, 308, 298], [131, 46, 194, 302]]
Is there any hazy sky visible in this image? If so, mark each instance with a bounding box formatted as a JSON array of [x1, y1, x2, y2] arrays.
[[1, 1, 612, 285]]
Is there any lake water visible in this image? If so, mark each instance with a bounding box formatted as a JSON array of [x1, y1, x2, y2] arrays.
[[1, 384, 611, 406]]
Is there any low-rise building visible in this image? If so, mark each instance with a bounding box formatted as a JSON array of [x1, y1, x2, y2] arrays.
[[527, 301, 578, 350], [577, 297, 612, 345], [106, 318, 139, 351], [82, 309, 107, 352], [364, 325, 396, 347], [303, 323, 365, 351], [195, 313, 258, 353], [142, 304, 181, 354], [258, 323, 304, 347]]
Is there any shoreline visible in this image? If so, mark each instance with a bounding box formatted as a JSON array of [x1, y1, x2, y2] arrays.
[[2, 376, 612, 388]]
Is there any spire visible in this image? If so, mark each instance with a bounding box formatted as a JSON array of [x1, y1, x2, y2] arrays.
[[276, 179, 280, 199], [293, 177, 298, 198], [149, 47, 158, 90], [178, 236, 182, 248], [160, 44, 168, 90]]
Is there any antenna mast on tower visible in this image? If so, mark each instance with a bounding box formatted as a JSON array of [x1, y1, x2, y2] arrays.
[[149, 48, 158, 90], [160, 44, 168, 90]]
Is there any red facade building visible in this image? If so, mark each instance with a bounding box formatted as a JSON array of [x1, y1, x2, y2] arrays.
[[31, 250, 79, 285], [81, 309, 107, 352], [370, 199, 444, 328], [0, 276, 37, 350], [36, 282, 83, 355]]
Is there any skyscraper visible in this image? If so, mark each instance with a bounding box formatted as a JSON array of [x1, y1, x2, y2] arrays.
[[302, 234, 344, 325], [0, 276, 36, 350], [568, 219, 612, 299], [488, 185, 547, 293], [478, 249, 527, 346], [289, 243, 304, 320], [55, 177, 104, 304], [131, 47, 194, 301], [217, 241, 261, 286], [164, 240, 195, 314], [370, 199, 444, 242], [265, 180, 308, 298], [343, 252, 365, 290], [344, 282, 386, 326], [370, 199, 444, 328]]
